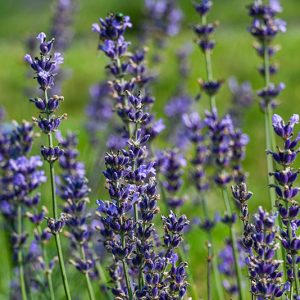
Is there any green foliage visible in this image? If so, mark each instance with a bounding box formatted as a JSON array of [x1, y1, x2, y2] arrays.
[[1, 0, 300, 298]]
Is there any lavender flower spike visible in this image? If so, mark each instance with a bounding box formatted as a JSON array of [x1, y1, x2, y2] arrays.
[[246, 207, 289, 299], [25, 32, 71, 300], [269, 113, 300, 296], [94, 13, 189, 299], [247, 0, 286, 212]]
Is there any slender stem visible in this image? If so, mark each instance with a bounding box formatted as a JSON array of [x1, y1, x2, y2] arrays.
[[54, 234, 71, 299], [207, 241, 212, 300], [201, 15, 216, 112], [37, 225, 55, 300], [201, 195, 225, 300], [178, 247, 199, 300], [121, 233, 133, 299], [44, 89, 71, 300], [96, 261, 112, 300], [262, 42, 276, 211], [80, 246, 96, 300], [122, 260, 133, 300], [17, 204, 27, 300], [290, 284, 294, 300], [48, 144, 58, 219], [222, 187, 245, 300]]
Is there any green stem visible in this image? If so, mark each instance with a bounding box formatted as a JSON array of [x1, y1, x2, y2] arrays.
[[207, 241, 212, 300], [46, 272, 55, 300], [44, 90, 71, 300], [201, 195, 224, 300], [96, 261, 112, 300], [134, 203, 139, 224], [80, 246, 96, 300], [222, 187, 245, 300], [17, 204, 27, 300], [263, 41, 276, 211], [122, 259, 133, 300], [121, 233, 133, 299], [48, 142, 58, 219], [178, 247, 199, 300], [37, 225, 55, 300], [54, 234, 71, 299], [201, 15, 216, 112]]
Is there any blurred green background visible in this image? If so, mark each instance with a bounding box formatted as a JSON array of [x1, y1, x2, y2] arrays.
[[1, 0, 300, 299]]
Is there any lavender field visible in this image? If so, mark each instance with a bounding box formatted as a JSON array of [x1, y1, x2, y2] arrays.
[[1, 0, 300, 299]]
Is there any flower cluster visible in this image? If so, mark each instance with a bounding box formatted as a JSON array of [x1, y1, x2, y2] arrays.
[[94, 12, 189, 299], [269, 114, 300, 291], [50, 0, 75, 95], [25, 33, 66, 135], [92, 14, 164, 143], [204, 109, 249, 187], [248, 0, 286, 109], [157, 149, 186, 210], [51, 0, 75, 52], [85, 82, 113, 145], [246, 207, 288, 298], [232, 182, 253, 249], [164, 45, 193, 149], [193, 1, 223, 101], [193, 0, 214, 52], [142, 0, 182, 54], [0, 121, 51, 296], [25, 31, 73, 300], [228, 77, 254, 127], [97, 126, 159, 297], [218, 239, 246, 296], [55, 132, 98, 278], [183, 112, 210, 194]]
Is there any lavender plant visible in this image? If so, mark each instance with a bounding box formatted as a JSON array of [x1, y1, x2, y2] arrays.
[[3, 1, 300, 299], [164, 45, 193, 149], [157, 149, 186, 211], [93, 12, 189, 299], [50, 0, 75, 95], [142, 0, 182, 63], [193, 0, 220, 111], [85, 82, 113, 146], [56, 131, 97, 300], [218, 238, 247, 297], [0, 121, 51, 299], [24, 32, 71, 299], [248, 0, 286, 210], [192, 2, 250, 299], [269, 114, 300, 297], [228, 77, 254, 127]]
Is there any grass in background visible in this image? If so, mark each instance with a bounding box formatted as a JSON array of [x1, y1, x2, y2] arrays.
[[1, 0, 300, 298]]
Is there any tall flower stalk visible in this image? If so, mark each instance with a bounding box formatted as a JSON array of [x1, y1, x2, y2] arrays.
[[93, 13, 189, 299], [247, 0, 286, 211], [0, 121, 52, 299], [183, 112, 224, 299], [269, 114, 300, 297], [56, 132, 96, 300], [24, 33, 71, 300], [194, 0, 221, 112], [192, 2, 249, 299]]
